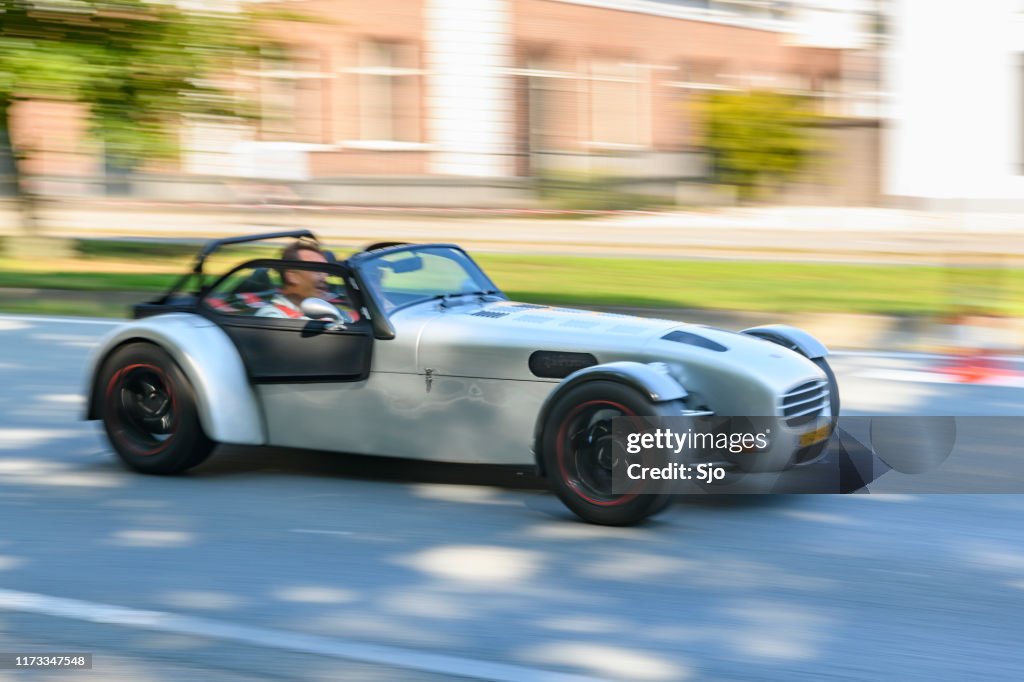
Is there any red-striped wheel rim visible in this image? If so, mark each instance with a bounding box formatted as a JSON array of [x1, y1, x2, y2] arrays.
[[105, 363, 179, 457], [555, 400, 643, 507]]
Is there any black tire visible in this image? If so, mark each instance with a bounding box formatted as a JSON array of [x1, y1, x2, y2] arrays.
[[99, 342, 215, 475], [540, 380, 680, 526], [813, 357, 841, 421]]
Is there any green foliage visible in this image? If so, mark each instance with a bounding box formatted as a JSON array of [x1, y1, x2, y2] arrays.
[[74, 238, 277, 261], [75, 238, 200, 260], [697, 90, 825, 201], [535, 170, 674, 212], [0, 0, 261, 166], [0, 268, 176, 292]]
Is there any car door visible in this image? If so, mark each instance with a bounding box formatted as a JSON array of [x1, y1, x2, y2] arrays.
[[198, 259, 373, 383]]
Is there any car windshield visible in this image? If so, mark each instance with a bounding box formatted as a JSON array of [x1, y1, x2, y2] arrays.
[[358, 246, 499, 312]]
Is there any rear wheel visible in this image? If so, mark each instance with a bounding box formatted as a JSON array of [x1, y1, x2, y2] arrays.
[[99, 343, 215, 475], [541, 381, 679, 526]]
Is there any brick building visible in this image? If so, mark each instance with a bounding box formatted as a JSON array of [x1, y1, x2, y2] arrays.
[[11, 0, 878, 204]]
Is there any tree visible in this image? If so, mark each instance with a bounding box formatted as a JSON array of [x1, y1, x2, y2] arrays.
[[0, 0, 259, 233], [697, 90, 825, 202]]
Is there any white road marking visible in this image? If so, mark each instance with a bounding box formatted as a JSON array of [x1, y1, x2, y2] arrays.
[[831, 350, 1024, 365], [857, 369, 958, 385], [832, 350, 948, 360], [858, 369, 1024, 387], [0, 588, 602, 682], [291, 528, 354, 536]]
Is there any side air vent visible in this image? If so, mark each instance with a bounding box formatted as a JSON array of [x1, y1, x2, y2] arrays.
[[661, 330, 728, 352], [529, 351, 598, 379], [472, 311, 509, 318]]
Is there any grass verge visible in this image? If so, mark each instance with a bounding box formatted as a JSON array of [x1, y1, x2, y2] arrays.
[[479, 256, 1022, 316], [1, 241, 1020, 318]]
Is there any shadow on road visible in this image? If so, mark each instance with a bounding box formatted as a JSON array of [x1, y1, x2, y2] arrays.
[[188, 445, 792, 514], [193, 445, 549, 491]]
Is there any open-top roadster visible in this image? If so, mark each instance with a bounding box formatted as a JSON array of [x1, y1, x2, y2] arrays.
[[85, 230, 840, 525]]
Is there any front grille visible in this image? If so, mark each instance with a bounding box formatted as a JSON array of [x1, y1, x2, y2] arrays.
[[780, 380, 830, 427]]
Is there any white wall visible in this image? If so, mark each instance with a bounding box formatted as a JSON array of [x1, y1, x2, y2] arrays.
[[885, 0, 1024, 201], [789, 0, 872, 50], [425, 0, 515, 177]]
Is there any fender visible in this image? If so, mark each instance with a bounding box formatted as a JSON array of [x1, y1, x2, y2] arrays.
[[531, 361, 687, 476], [84, 313, 265, 445], [740, 324, 829, 359]]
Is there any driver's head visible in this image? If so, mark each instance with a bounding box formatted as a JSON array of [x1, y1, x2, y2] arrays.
[[280, 240, 328, 300]]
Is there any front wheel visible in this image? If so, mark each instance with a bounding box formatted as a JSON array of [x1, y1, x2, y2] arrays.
[[540, 380, 680, 526], [99, 343, 216, 475]]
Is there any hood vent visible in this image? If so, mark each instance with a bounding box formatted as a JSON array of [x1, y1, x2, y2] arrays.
[[472, 311, 509, 318], [506, 303, 547, 310], [662, 330, 728, 352]]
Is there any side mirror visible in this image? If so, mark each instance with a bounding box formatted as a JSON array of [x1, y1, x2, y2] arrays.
[[300, 297, 344, 328]]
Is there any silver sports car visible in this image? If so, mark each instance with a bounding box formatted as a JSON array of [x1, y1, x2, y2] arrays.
[[84, 230, 840, 525]]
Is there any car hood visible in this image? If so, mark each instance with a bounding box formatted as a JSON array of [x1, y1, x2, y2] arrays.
[[413, 300, 824, 412], [414, 300, 679, 372]]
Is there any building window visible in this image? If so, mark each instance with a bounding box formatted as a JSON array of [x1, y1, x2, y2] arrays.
[[356, 40, 421, 143], [257, 45, 325, 143], [588, 60, 648, 148], [522, 53, 576, 153], [668, 58, 734, 91]]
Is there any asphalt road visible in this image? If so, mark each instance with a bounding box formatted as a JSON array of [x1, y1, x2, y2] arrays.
[[1, 315, 1023, 681]]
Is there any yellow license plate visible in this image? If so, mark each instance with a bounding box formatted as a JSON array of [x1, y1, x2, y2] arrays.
[[799, 424, 832, 447]]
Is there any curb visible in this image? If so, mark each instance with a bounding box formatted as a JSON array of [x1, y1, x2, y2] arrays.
[[3, 288, 1021, 355]]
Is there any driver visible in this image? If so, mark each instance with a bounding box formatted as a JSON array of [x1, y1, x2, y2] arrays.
[[256, 240, 359, 321]]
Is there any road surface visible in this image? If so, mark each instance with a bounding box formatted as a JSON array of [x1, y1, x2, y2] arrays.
[[0, 315, 1022, 681]]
